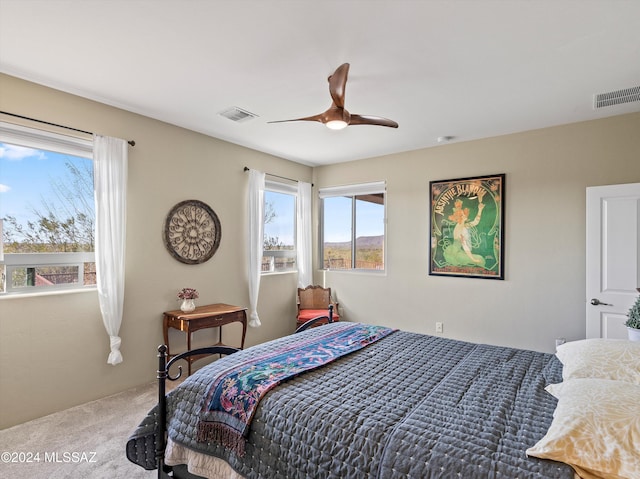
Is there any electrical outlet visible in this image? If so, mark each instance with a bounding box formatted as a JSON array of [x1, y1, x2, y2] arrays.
[[436, 322, 443, 333]]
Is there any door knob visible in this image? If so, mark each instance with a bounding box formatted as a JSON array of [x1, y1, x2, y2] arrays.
[[590, 298, 612, 306]]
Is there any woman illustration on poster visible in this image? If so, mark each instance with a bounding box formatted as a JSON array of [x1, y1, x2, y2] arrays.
[[443, 189, 486, 267]]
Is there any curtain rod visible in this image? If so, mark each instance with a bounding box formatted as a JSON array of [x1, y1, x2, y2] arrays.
[[0, 111, 136, 146], [243, 166, 313, 186]]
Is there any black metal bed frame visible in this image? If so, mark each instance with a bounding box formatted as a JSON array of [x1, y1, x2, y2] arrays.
[[155, 306, 334, 478]]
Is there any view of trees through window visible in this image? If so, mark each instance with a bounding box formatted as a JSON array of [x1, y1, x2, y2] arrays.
[[262, 189, 296, 273], [0, 141, 95, 292]]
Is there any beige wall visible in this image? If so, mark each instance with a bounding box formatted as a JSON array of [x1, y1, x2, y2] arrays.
[[313, 112, 640, 352], [0, 74, 310, 428], [1, 73, 639, 429]]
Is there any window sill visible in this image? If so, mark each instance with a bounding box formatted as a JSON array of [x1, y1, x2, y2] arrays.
[[261, 270, 298, 277], [322, 269, 386, 275], [0, 286, 97, 300]]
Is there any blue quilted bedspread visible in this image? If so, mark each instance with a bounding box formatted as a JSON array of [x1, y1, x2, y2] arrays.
[[127, 322, 574, 478]]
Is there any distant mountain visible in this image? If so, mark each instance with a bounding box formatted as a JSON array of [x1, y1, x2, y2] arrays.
[[324, 235, 383, 249]]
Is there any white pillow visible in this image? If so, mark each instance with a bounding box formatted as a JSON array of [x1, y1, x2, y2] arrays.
[[527, 378, 640, 479], [555, 339, 640, 384]]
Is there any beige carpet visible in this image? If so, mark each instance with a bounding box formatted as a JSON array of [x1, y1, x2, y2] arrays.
[[0, 382, 160, 478]]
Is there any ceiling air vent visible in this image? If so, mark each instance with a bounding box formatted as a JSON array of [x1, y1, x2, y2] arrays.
[[218, 107, 258, 123], [594, 86, 640, 109]]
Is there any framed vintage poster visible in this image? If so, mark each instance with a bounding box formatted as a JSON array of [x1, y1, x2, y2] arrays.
[[429, 173, 505, 279]]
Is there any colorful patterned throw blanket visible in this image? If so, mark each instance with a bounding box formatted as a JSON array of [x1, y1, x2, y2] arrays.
[[197, 323, 396, 455]]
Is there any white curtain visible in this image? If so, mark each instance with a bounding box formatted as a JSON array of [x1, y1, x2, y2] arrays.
[[247, 169, 265, 327], [296, 181, 312, 288], [93, 135, 128, 365]]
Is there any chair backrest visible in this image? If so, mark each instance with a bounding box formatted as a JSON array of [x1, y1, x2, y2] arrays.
[[298, 285, 331, 310]]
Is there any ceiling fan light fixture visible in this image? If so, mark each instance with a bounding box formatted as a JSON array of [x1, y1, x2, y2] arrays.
[[326, 120, 348, 130]]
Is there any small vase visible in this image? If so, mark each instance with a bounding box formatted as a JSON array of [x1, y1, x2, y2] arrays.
[[180, 299, 196, 312], [627, 327, 640, 342]]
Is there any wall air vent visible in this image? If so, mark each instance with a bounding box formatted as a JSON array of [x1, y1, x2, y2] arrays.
[[218, 107, 258, 123], [594, 86, 640, 109]]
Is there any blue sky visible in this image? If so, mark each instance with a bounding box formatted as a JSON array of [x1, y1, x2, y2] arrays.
[[264, 190, 295, 245], [0, 142, 92, 227], [324, 196, 384, 243]]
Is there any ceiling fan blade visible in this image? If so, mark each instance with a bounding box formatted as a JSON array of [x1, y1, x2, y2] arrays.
[[269, 104, 348, 125], [349, 114, 399, 128], [328, 63, 349, 108], [267, 113, 325, 124]]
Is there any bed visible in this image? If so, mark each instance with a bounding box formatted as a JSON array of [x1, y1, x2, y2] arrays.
[[126, 317, 640, 479]]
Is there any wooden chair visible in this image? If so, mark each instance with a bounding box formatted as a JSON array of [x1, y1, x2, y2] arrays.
[[296, 285, 340, 329]]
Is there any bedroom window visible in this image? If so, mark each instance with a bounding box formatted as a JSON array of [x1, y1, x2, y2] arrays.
[[262, 180, 296, 273], [0, 122, 95, 294], [319, 181, 385, 271]]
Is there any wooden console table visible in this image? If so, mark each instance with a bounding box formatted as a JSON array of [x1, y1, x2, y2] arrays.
[[162, 303, 247, 375]]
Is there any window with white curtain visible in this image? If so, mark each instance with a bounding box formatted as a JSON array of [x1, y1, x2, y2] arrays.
[[262, 179, 297, 273], [0, 122, 95, 294], [319, 181, 386, 272]]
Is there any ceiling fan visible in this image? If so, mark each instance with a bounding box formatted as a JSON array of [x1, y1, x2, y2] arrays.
[[269, 63, 398, 130]]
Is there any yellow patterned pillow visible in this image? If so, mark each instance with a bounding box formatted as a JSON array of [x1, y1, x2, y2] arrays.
[[527, 379, 640, 479], [556, 339, 640, 384]]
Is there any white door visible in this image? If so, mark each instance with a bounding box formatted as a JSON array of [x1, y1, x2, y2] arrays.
[[586, 183, 640, 339]]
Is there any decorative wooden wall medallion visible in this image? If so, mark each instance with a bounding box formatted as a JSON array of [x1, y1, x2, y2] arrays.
[[163, 200, 221, 264]]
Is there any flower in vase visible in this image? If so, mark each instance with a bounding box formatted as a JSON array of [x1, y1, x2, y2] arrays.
[[177, 288, 199, 300]]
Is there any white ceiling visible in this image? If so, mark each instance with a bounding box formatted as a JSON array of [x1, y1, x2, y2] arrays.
[[1, 0, 639, 166]]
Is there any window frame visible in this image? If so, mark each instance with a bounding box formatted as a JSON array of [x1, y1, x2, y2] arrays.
[[319, 181, 386, 273], [0, 122, 95, 295], [3, 252, 96, 294], [262, 179, 298, 275]]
